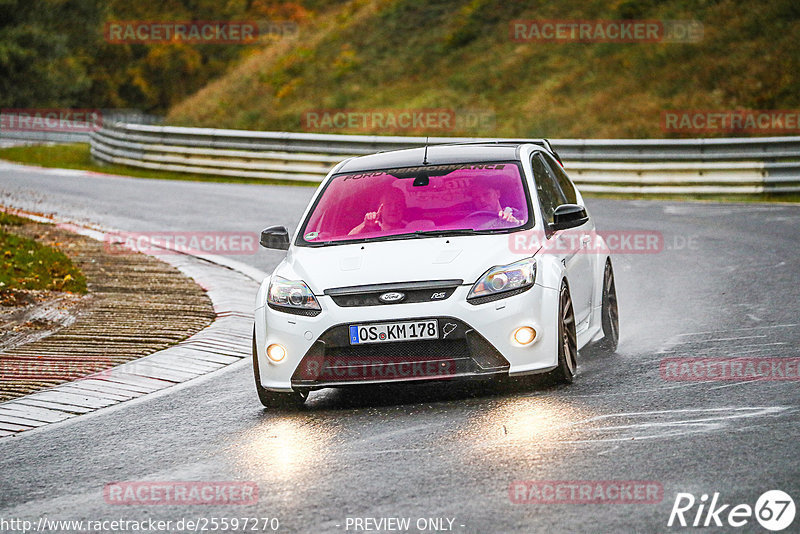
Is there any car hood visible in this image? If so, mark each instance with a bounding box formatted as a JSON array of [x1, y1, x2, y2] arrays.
[[273, 235, 538, 293]]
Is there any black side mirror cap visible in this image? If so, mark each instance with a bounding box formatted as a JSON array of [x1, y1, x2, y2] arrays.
[[260, 225, 290, 250], [550, 204, 589, 231]]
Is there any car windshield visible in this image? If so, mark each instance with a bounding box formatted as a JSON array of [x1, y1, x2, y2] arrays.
[[298, 161, 530, 245]]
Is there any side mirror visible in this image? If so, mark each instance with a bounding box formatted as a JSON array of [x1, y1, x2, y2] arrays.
[[260, 225, 290, 250], [550, 204, 588, 231]]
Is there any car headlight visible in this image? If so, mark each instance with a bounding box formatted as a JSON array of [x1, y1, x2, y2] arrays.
[[268, 276, 321, 315], [467, 258, 536, 304]]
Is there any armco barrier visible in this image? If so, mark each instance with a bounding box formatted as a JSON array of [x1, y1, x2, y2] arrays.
[[0, 111, 161, 145], [89, 122, 800, 194]]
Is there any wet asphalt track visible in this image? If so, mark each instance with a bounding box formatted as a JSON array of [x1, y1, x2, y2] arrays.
[[0, 162, 799, 533]]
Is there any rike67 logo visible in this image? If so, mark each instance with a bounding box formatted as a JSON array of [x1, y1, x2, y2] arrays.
[[668, 490, 795, 531]]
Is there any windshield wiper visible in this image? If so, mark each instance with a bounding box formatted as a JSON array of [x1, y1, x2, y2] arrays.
[[412, 229, 493, 237], [304, 234, 420, 246], [303, 229, 494, 247]]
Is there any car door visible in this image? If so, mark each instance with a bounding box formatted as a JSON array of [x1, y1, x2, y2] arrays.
[[531, 153, 594, 328]]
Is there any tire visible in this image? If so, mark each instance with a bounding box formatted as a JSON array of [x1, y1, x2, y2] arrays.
[[597, 260, 619, 354], [547, 282, 578, 384], [252, 327, 307, 409]]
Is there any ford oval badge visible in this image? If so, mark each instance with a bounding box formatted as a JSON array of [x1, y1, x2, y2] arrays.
[[379, 292, 405, 303]]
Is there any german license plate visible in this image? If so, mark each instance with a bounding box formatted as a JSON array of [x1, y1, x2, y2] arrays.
[[349, 320, 438, 345]]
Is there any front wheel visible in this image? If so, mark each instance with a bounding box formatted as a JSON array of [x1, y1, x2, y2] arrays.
[[252, 327, 307, 409], [597, 260, 619, 354], [546, 282, 578, 384]]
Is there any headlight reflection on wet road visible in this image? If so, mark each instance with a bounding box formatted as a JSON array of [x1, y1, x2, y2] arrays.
[[235, 415, 338, 482]]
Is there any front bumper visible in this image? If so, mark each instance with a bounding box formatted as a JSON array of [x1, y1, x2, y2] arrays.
[[291, 316, 510, 389], [254, 284, 560, 392]]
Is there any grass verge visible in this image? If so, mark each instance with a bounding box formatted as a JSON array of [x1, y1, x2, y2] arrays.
[[1, 212, 87, 301]]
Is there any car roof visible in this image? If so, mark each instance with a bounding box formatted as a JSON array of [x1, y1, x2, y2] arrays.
[[335, 141, 552, 174]]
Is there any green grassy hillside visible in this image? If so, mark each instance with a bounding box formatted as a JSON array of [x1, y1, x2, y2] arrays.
[[166, 0, 800, 138]]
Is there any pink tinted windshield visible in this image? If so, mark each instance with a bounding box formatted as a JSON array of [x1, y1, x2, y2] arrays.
[[300, 162, 529, 243]]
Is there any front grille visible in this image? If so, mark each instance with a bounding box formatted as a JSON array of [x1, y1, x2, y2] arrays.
[[325, 279, 462, 307], [328, 339, 468, 360], [291, 317, 509, 387]]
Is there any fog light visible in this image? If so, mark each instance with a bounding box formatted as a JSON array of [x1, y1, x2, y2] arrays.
[[267, 343, 286, 362], [514, 326, 537, 345]]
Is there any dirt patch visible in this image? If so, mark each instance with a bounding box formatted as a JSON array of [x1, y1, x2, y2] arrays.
[[0, 290, 87, 352]]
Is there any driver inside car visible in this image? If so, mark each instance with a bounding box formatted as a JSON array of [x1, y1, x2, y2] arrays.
[[469, 181, 524, 225], [349, 187, 409, 235]]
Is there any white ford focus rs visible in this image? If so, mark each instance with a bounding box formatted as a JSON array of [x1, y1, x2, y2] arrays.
[[253, 141, 619, 407]]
